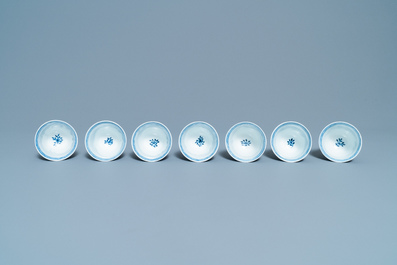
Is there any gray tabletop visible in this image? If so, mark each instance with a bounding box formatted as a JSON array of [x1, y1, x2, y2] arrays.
[[1, 1, 396, 264]]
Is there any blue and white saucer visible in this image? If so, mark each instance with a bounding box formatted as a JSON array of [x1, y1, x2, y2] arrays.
[[271, 121, 312, 163], [319, 121, 362, 163], [35, 120, 78, 161], [132, 121, 172, 162], [179, 121, 219, 162], [225, 122, 266, 162], [85, 120, 127, 162]]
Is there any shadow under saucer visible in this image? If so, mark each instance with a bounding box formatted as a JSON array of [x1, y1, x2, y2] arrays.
[[310, 149, 329, 161]]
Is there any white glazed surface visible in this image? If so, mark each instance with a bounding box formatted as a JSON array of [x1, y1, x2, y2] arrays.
[[132, 121, 172, 162], [35, 120, 78, 161], [319, 122, 362, 162], [179, 121, 219, 162], [271, 121, 312, 162], [225, 122, 266, 162], [85, 121, 126, 162]]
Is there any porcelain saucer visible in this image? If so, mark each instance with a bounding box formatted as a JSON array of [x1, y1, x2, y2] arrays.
[[225, 122, 266, 162], [132, 121, 172, 162], [85, 120, 127, 162], [319, 121, 362, 163], [179, 121, 219, 162], [35, 120, 78, 161], [271, 121, 312, 163]]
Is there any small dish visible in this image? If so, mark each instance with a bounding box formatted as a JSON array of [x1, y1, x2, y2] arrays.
[[132, 121, 172, 162], [319, 121, 362, 163], [85, 120, 127, 162], [271, 121, 312, 163], [179, 121, 219, 162], [35, 120, 78, 161], [225, 122, 266, 162]]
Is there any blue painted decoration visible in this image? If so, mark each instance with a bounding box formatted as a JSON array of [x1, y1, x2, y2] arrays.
[[104, 137, 114, 145], [241, 139, 251, 146], [287, 138, 295, 147], [335, 138, 345, 147], [149, 139, 159, 148], [195, 136, 205, 147], [52, 134, 63, 146]]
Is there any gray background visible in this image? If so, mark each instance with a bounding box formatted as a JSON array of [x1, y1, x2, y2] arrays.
[[1, 1, 396, 264]]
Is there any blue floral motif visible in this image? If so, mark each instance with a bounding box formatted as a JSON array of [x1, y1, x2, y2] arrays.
[[149, 139, 159, 148], [287, 138, 295, 147], [52, 134, 63, 146], [335, 138, 345, 147], [104, 137, 114, 145], [241, 139, 251, 146], [195, 136, 205, 147]]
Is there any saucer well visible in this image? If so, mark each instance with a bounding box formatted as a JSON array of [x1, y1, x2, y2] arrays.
[[271, 121, 312, 163], [132, 121, 172, 162], [179, 121, 219, 162], [319, 121, 362, 163], [225, 122, 266, 162], [85, 120, 127, 162], [35, 120, 78, 161]]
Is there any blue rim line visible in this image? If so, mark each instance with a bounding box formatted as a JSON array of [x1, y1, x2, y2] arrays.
[[179, 121, 219, 162], [225, 122, 266, 162], [132, 121, 172, 162], [85, 121, 127, 162], [319, 121, 362, 162], [35, 120, 78, 161], [271, 121, 312, 162]]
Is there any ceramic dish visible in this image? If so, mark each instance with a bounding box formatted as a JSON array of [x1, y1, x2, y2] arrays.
[[132, 121, 172, 162], [271, 121, 312, 163], [179, 121, 219, 162], [35, 120, 78, 161], [319, 121, 362, 163], [85, 120, 127, 162], [225, 122, 266, 162]]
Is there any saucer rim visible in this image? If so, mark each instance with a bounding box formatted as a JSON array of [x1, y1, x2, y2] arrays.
[[225, 121, 267, 163], [35, 120, 79, 161], [85, 120, 127, 162], [270, 121, 312, 163], [178, 121, 219, 163], [319, 121, 362, 163], [131, 121, 173, 162]]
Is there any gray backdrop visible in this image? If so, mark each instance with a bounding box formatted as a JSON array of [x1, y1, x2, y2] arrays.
[[1, 1, 396, 264]]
